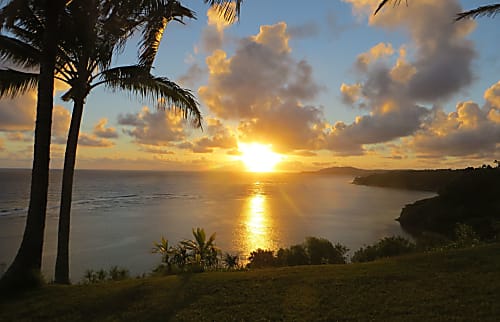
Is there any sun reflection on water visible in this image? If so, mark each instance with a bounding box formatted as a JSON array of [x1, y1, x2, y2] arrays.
[[243, 182, 275, 253]]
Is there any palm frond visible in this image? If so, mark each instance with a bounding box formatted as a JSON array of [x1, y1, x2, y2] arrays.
[[374, 0, 407, 15], [0, 68, 38, 98], [456, 4, 500, 21], [204, 0, 242, 23], [0, 34, 40, 68], [139, 1, 196, 68], [97, 65, 202, 128]]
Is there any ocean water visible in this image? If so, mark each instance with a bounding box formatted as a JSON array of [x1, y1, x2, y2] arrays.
[[0, 169, 434, 281]]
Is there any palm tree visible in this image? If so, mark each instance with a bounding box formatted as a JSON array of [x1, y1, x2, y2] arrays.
[[54, 0, 203, 284], [0, 0, 200, 284], [374, 0, 500, 21], [0, 0, 67, 291], [54, 0, 243, 284], [181, 228, 219, 270]]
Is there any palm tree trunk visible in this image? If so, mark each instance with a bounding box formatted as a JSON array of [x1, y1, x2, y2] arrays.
[[0, 1, 64, 291], [54, 97, 85, 284]]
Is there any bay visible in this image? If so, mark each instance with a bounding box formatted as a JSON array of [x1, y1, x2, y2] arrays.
[[0, 169, 434, 281]]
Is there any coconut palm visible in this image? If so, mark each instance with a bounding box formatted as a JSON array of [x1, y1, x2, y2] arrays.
[[0, 0, 201, 284], [0, 0, 67, 291], [53, 0, 202, 284], [374, 0, 500, 21]]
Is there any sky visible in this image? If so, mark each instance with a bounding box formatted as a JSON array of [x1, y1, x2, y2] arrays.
[[0, 0, 499, 172]]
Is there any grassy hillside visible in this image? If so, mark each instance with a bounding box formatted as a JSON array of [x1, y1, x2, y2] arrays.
[[1, 243, 499, 321]]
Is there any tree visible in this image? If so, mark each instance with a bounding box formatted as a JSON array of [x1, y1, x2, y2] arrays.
[[0, 0, 67, 291], [54, 0, 202, 284], [374, 0, 500, 21], [54, 0, 243, 284]]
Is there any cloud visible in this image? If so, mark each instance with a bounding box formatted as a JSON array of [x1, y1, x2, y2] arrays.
[[345, 0, 476, 102], [178, 63, 206, 87], [6, 132, 31, 142], [200, 4, 235, 52], [340, 83, 362, 105], [52, 105, 71, 139], [78, 133, 115, 148], [175, 118, 237, 153], [329, 0, 478, 156], [484, 81, 500, 108], [118, 106, 188, 146], [288, 22, 319, 39], [0, 91, 36, 132], [93, 118, 118, 139], [406, 86, 500, 158], [326, 102, 429, 155], [199, 22, 326, 152], [139, 145, 175, 155], [355, 42, 394, 72]]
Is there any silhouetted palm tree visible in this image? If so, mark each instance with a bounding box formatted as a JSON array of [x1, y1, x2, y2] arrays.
[[0, 0, 67, 291], [1, 0, 201, 284]]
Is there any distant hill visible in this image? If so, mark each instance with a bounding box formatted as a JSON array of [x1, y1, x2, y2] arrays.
[[352, 169, 462, 192], [306, 166, 382, 176]]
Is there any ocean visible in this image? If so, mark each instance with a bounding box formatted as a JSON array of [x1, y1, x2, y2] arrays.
[[0, 169, 434, 281]]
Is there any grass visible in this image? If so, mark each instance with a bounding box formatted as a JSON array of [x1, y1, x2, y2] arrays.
[[1, 243, 500, 321]]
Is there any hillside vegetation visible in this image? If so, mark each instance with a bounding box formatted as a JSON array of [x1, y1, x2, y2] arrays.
[[1, 243, 499, 321], [353, 167, 500, 240]]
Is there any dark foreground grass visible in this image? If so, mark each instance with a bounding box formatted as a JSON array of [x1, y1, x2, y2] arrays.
[[1, 243, 499, 321]]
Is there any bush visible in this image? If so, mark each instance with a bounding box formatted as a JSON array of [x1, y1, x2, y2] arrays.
[[304, 237, 348, 264], [247, 249, 277, 268], [352, 236, 416, 263], [82, 266, 130, 284]]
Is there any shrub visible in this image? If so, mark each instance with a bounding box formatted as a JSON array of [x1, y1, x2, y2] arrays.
[[304, 237, 348, 264], [352, 236, 416, 263], [247, 249, 277, 268]]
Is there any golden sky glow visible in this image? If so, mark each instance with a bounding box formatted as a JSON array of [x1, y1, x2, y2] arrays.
[[238, 143, 283, 173]]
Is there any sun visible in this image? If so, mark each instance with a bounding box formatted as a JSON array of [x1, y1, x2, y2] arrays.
[[238, 143, 283, 173]]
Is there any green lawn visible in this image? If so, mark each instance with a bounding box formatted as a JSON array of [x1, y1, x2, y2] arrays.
[[1, 243, 499, 321]]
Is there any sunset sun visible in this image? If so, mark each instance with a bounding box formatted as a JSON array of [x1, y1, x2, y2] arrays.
[[238, 143, 283, 173]]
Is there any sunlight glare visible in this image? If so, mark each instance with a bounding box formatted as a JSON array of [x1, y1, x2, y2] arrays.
[[238, 143, 282, 172]]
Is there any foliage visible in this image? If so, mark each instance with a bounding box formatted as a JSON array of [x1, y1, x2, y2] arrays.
[[222, 253, 240, 270], [352, 236, 416, 263], [247, 249, 278, 269], [82, 266, 129, 284], [449, 223, 481, 249], [304, 236, 349, 264], [249, 237, 349, 268], [152, 228, 220, 274]]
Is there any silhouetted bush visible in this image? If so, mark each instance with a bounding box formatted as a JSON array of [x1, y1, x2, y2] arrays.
[[352, 236, 416, 263], [304, 237, 348, 264], [276, 245, 309, 266], [249, 238, 349, 268], [248, 249, 277, 268], [82, 266, 130, 284]]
